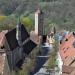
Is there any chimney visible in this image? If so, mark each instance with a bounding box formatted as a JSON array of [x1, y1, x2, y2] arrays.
[[35, 8, 44, 36]]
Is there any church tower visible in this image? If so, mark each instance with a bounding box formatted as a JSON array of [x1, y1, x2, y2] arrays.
[[35, 8, 44, 36]]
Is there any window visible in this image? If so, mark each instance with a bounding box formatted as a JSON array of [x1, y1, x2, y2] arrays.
[[65, 38, 68, 41]]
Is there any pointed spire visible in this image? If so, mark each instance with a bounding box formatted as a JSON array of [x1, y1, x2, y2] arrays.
[[18, 16, 21, 25]]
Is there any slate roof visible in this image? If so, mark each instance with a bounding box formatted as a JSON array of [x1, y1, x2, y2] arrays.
[[23, 40, 37, 55], [5, 28, 19, 50]]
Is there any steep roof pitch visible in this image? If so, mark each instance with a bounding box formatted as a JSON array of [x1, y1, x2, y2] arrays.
[[59, 32, 75, 66], [23, 40, 37, 55], [5, 28, 19, 50], [5, 24, 29, 50]]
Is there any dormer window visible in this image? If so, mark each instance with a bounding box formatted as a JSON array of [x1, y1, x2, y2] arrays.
[[65, 38, 68, 41], [1, 46, 4, 49]]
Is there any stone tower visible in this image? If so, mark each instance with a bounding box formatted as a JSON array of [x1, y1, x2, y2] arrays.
[[35, 8, 44, 36]]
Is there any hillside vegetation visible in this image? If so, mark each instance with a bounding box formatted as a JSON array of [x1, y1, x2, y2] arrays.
[[0, 0, 75, 32]]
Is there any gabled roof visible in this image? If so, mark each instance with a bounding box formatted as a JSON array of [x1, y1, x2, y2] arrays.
[[5, 24, 29, 50], [59, 32, 75, 66]]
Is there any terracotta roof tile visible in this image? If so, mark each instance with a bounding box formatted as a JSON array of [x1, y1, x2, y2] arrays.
[[59, 32, 75, 66]]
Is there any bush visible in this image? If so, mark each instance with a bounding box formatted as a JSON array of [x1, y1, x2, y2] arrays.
[[21, 16, 33, 31]]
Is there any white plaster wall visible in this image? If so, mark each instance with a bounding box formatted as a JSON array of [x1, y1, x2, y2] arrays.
[[35, 13, 38, 35]]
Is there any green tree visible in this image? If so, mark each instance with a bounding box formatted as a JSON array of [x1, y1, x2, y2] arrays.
[[21, 17, 33, 31]]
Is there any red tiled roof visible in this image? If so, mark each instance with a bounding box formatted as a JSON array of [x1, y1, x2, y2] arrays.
[[59, 32, 75, 66]]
